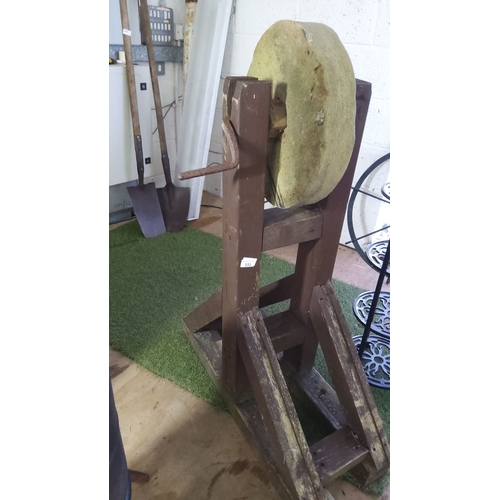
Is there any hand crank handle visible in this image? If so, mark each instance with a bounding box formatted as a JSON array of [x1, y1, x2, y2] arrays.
[[179, 116, 239, 181]]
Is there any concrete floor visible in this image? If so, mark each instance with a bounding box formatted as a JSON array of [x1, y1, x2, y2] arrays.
[[110, 191, 390, 500]]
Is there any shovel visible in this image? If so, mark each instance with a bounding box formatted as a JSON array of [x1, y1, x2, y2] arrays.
[[119, 0, 166, 238], [140, 0, 191, 232]]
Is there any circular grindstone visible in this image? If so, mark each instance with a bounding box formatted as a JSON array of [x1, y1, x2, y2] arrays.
[[248, 20, 356, 209]]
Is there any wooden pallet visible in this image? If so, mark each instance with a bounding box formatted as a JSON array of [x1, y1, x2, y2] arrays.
[[182, 77, 389, 500]]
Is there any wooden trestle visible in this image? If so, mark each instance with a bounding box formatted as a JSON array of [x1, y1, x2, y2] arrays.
[[182, 76, 390, 500]]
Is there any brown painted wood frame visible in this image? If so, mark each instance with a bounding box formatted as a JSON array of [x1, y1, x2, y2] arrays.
[[182, 77, 389, 498]]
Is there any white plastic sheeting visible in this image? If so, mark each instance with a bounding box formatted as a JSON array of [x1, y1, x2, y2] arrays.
[[175, 0, 233, 220]]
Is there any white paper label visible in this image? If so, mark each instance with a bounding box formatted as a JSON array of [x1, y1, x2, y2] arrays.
[[240, 257, 257, 268], [122, 29, 132, 36]]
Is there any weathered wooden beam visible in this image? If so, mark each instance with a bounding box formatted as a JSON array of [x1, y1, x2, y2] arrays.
[[182, 327, 223, 393], [309, 281, 390, 482], [284, 365, 347, 431], [183, 289, 222, 334], [183, 274, 295, 334], [237, 307, 326, 500], [259, 274, 294, 308], [310, 427, 370, 486], [264, 310, 307, 353], [262, 206, 323, 252]]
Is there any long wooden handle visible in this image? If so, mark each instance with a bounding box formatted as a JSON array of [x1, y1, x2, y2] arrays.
[[119, 0, 144, 185], [139, 0, 173, 188]]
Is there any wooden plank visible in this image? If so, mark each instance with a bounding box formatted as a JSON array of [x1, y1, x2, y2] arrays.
[[285, 79, 372, 374], [264, 310, 307, 353], [237, 307, 325, 500], [262, 206, 323, 252], [259, 274, 294, 308], [183, 288, 222, 334], [309, 282, 389, 481], [285, 366, 347, 431], [182, 274, 295, 335], [193, 330, 223, 379], [221, 78, 271, 402], [310, 427, 370, 486], [182, 325, 223, 392]]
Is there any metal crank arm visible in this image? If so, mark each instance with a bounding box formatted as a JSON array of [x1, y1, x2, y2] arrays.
[[178, 116, 239, 181]]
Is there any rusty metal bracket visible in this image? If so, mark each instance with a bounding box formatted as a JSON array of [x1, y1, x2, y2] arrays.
[[178, 115, 239, 181]]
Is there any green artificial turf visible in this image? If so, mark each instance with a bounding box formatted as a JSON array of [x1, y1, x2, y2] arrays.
[[109, 220, 389, 495]]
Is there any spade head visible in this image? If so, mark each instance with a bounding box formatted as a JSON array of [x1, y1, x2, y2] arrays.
[[157, 185, 191, 233], [127, 183, 166, 238]]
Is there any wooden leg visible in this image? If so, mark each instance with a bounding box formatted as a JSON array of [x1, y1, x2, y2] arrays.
[[221, 78, 271, 402], [309, 282, 390, 480], [237, 307, 328, 500]]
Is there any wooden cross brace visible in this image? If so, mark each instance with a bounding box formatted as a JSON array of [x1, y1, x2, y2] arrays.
[[182, 77, 390, 500]]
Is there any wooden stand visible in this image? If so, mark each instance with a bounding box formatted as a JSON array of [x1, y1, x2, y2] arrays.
[[182, 77, 390, 500]]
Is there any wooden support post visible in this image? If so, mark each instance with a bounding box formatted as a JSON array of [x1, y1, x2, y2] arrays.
[[221, 77, 271, 402], [285, 79, 372, 374]]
